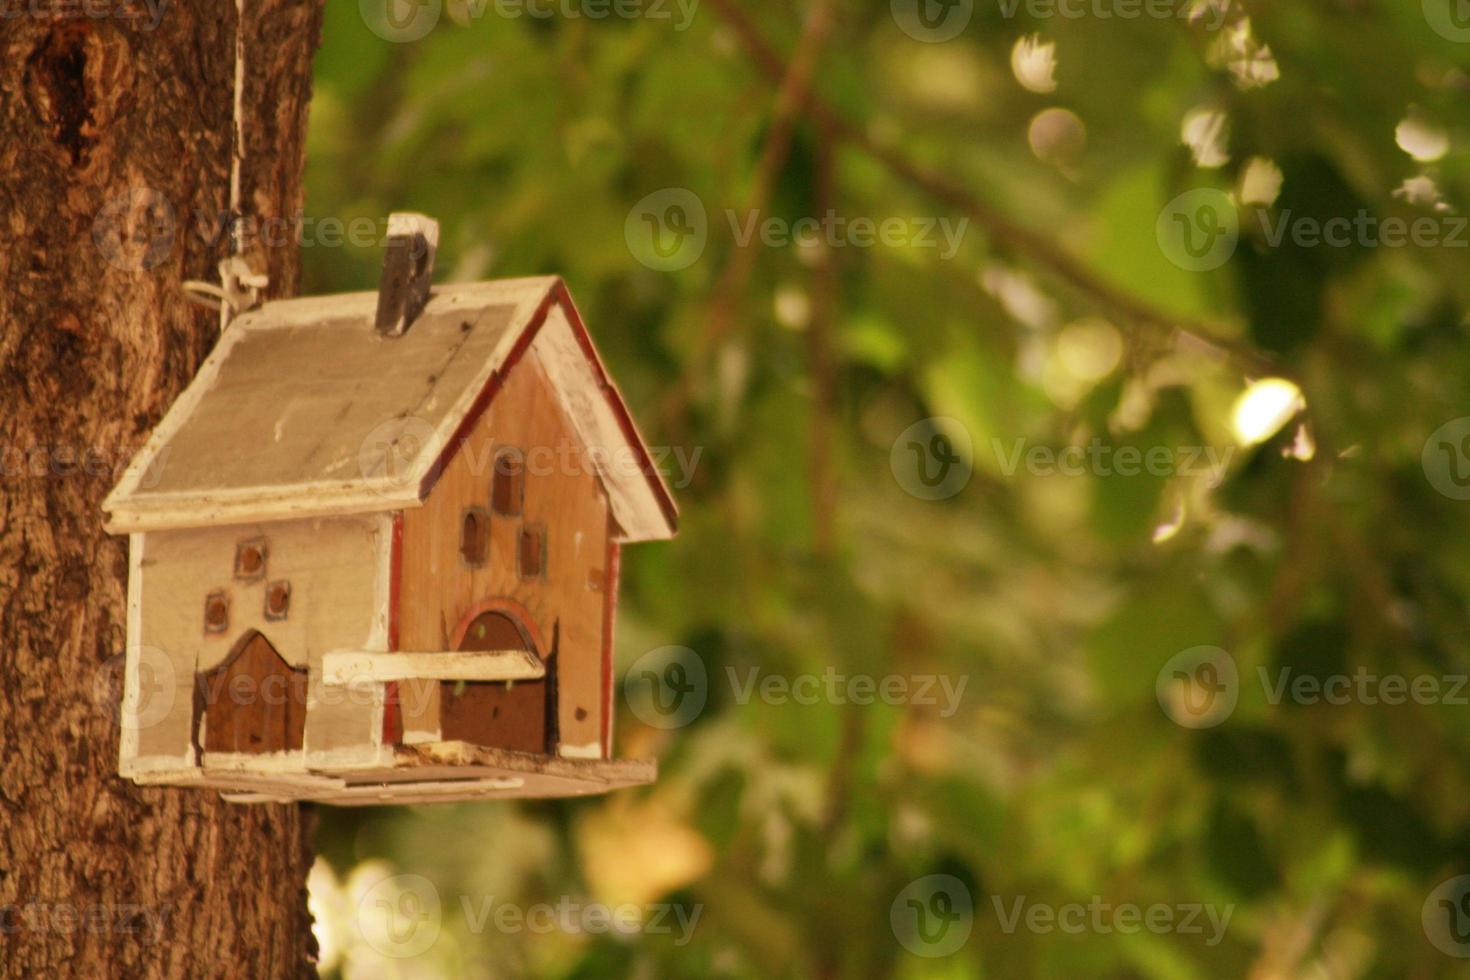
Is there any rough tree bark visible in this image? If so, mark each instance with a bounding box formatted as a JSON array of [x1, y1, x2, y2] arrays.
[[0, 3, 324, 975]]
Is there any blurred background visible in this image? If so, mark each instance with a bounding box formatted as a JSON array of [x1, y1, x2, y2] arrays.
[[300, 1, 1470, 976]]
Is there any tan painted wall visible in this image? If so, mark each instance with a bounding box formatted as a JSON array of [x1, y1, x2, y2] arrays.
[[128, 514, 389, 766], [398, 349, 611, 756]]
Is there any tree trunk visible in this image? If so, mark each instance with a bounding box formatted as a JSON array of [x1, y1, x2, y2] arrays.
[[0, 3, 324, 975]]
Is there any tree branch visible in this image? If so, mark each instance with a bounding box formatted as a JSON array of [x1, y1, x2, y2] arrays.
[[704, 0, 1286, 380], [706, 0, 837, 349], [808, 121, 839, 557]]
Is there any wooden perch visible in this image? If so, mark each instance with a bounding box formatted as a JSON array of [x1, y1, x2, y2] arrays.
[[321, 649, 547, 685]]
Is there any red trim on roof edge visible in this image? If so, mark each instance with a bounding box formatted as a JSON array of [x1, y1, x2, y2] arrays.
[[550, 279, 680, 534], [601, 536, 621, 758], [382, 511, 405, 746], [416, 279, 680, 536]]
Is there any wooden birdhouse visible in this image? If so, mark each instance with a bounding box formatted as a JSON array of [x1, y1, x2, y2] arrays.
[[102, 215, 677, 805]]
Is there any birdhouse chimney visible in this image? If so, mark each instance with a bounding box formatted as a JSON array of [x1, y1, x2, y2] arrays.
[[374, 212, 439, 337]]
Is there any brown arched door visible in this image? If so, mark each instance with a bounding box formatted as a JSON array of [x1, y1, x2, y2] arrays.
[[442, 611, 554, 754], [197, 631, 307, 755]]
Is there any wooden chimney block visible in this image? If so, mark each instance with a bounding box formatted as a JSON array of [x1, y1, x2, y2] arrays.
[[101, 218, 678, 806], [374, 212, 438, 337]]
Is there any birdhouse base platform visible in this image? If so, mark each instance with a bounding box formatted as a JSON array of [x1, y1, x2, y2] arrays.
[[128, 741, 656, 806]]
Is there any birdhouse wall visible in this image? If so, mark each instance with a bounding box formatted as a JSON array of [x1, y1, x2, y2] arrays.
[[397, 347, 615, 758], [121, 514, 392, 775]]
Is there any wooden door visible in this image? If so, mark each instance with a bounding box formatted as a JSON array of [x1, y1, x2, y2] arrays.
[[441, 610, 551, 754], [197, 631, 307, 755]]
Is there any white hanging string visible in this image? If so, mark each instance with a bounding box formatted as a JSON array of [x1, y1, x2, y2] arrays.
[[182, 0, 267, 329], [229, 0, 245, 251], [182, 256, 269, 313]]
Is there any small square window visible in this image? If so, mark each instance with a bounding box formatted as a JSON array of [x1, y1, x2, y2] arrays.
[[234, 538, 267, 580], [264, 580, 291, 621], [492, 449, 524, 517], [204, 591, 230, 634], [460, 507, 489, 566], [518, 523, 546, 580]]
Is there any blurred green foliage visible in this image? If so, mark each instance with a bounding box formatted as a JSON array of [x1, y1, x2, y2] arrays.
[[303, 1, 1470, 976]]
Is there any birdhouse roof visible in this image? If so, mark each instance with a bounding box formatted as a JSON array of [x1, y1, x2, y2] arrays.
[[103, 276, 678, 541]]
